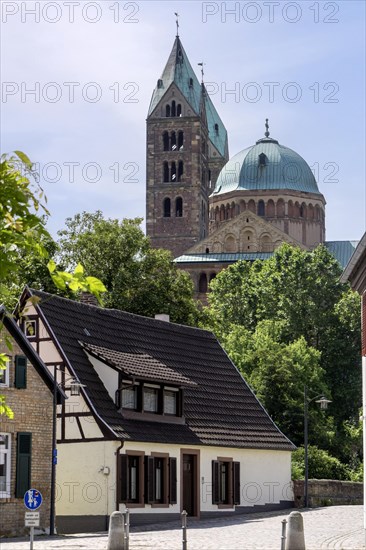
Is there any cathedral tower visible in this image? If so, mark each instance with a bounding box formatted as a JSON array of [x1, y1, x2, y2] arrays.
[[146, 35, 228, 258]]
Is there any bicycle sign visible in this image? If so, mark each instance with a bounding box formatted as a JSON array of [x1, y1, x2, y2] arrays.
[[24, 489, 43, 510]]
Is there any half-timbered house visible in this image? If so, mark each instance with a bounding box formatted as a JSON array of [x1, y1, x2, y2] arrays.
[[17, 287, 295, 533]]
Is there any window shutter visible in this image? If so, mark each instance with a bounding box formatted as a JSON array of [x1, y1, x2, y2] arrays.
[[15, 432, 32, 498], [119, 454, 128, 502], [169, 457, 177, 504], [15, 356, 27, 389], [233, 461, 241, 505], [212, 460, 220, 504], [145, 456, 155, 504]]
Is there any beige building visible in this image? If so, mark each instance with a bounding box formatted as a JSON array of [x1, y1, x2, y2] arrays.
[[17, 287, 294, 533]]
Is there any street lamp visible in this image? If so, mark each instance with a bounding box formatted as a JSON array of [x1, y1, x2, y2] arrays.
[[50, 367, 86, 536], [304, 385, 332, 508]]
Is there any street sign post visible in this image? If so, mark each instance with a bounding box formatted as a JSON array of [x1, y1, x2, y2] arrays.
[[25, 512, 40, 527], [24, 489, 43, 550]]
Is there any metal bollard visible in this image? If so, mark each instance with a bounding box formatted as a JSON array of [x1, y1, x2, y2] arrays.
[[280, 518, 287, 550], [124, 508, 130, 550], [181, 510, 187, 550]]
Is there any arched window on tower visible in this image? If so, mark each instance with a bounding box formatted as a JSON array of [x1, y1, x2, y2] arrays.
[[170, 131, 177, 150], [178, 161, 184, 182], [177, 104, 182, 116], [163, 132, 169, 151], [163, 198, 171, 217], [171, 162, 177, 182], [178, 131, 184, 150], [165, 105, 171, 117], [258, 200, 265, 216], [198, 273, 208, 293], [171, 101, 176, 117], [175, 197, 183, 217], [163, 162, 169, 183]]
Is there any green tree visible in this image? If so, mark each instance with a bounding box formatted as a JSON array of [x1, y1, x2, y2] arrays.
[[222, 320, 330, 446], [204, 243, 361, 465], [0, 153, 106, 416], [57, 211, 199, 325], [0, 152, 50, 300], [292, 446, 350, 481]]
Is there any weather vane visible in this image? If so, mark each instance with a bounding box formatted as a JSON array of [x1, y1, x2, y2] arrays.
[[265, 118, 270, 138], [175, 12, 179, 36], [198, 62, 205, 82]]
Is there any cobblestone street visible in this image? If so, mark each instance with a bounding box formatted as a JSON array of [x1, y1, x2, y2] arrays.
[[1, 506, 365, 550]]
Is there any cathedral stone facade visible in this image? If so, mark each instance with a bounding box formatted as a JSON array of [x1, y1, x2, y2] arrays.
[[146, 35, 354, 299]]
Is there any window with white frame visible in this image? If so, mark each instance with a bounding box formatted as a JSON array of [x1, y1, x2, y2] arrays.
[[0, 356, 10, 387], [143, 386, 159, 413], [122, 384, 138, 410], [164, 388, 178, 415], [0, 433, 11, 498]]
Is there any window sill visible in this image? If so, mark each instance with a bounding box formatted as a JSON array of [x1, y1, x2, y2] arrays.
[[123, 502, 145, 508], [151, 503, 170, 508], [217, 504, 234, 509]]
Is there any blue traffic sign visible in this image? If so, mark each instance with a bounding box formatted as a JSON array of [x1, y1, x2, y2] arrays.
[[24, 489, 43, 510]]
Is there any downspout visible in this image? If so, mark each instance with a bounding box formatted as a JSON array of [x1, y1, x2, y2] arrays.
[[115, 441, 125, 512]]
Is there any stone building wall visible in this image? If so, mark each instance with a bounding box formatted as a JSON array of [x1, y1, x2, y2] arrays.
[[293, 479, 363, 508], [0, 331, 53, 537]]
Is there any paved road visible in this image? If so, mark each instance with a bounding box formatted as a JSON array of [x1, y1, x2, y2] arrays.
[[1, 506, 365, 549]]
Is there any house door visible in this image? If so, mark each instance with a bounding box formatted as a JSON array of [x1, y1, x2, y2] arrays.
[[182, 454, 197, 516]]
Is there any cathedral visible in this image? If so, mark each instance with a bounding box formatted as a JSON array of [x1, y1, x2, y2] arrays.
[[146, 34, 356, 299]]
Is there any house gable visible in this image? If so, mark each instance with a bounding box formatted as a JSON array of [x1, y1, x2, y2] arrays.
[[186, 209, 306, 255]]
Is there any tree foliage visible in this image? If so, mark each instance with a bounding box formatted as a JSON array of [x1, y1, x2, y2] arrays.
[[204, 243, 362, 471], [292, 445, 351, 481], [57, 211, 199, 325], [0, 154, 106, 417]]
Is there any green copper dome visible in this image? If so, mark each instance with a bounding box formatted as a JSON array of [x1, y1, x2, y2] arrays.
[[212, 135, 320, 196]]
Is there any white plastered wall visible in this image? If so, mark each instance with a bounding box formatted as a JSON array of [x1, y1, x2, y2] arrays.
[[57, 440, 292, 517], [57, 441, 119, 517]]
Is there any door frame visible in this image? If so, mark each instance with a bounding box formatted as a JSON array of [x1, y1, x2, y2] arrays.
[[180, 449, 200, 518]]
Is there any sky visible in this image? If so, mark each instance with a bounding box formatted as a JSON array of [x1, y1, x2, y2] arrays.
[[1, 0, 365, 242]]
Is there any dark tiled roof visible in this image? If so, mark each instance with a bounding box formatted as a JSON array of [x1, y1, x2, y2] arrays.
[[81, 342, 195, 387], [30, 290, 294, 451]]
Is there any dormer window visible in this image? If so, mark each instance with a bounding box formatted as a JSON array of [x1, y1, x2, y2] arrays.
[[164, 388, 178, 415], [157, 79, 163, 89], [122, 384, 138, 410], [143, 386, 159, 413], [189, 77, 193, 88], [214, 123, 219, 135]]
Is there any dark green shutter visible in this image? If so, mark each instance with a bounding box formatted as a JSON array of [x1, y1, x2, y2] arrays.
[[212, 460, 220, 504], [145, 456, 155, 504], [15, 432, 32, 498], [119, 454, 128, 502], [169, 457, 177, 504], [15, 356, 27, 389], [233, 461, 241, 505]]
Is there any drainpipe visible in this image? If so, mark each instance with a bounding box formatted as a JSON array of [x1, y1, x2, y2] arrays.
[[115, 442, 125, 511]]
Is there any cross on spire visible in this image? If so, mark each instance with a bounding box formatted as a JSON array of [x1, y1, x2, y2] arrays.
[[174, 12, 179, 36], [265, 118, 270, 138]]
